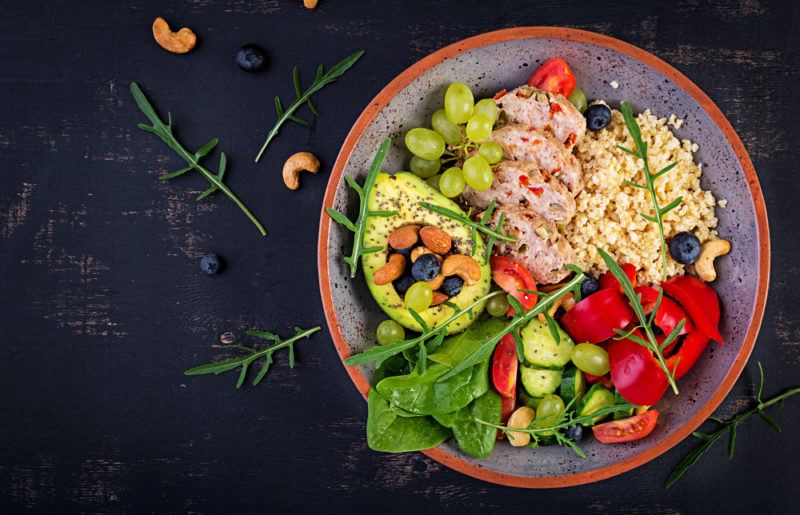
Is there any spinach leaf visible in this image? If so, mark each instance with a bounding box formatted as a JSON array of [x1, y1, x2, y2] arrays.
[[366, 389, 450, 452], [427, 316, 507, 368], [371, 354, 408, 386], [450, 389, 502, 458]]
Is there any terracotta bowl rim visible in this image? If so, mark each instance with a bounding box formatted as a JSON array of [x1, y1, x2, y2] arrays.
[[317, 26, 770, 488]]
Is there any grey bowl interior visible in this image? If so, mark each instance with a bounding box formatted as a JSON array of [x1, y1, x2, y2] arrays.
[[324, 36, 761, 479]]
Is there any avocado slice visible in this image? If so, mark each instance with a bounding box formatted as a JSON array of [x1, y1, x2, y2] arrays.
[[363, 172, 491, 334]]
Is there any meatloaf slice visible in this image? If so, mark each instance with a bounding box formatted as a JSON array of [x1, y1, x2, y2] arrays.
[[494, 85, 586, 149]]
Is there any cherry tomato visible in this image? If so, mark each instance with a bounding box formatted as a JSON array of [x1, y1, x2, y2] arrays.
[[560, 288, 634, 344], [490, 256, 538, 316], [492, 334, 518, 398], [608, 331, 669, 406], [584, 372, 613, 389], [599, 263, 638, 293], [665, 330, 711, 380], [635, 286, 694, 337], [497, 394, 517, 440], [527, 57, 577, 97], [662, 275, 724, 344], [593, 410, 659, 443]]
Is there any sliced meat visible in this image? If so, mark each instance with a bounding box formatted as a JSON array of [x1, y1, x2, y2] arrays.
[[460, 160, 575, 223], [487, 124, 583, 196], [495, 85, 586, 148], [484, 205, 575, 285]]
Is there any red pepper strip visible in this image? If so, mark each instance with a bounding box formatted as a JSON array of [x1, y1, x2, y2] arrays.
[[584, 372, 613, 389], [490, 256, 538, 316], [635, 285, 694, 337], [608, 331, 669, 406], [665, 331, 711, 380], [599, 263, 638, 293], [491, 334, 518, 398], [663, 275, 723, 344], [560, 288, 634, 344]]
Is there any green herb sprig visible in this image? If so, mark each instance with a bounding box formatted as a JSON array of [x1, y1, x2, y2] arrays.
[[184, 326, 321, 388], [254, 51, 364, 162], [420, 201, 516, 245], [325, 139, 397, 278], [131, 82, 267, 236], [666, 362, 800, 488], [618, 100, 682, 282]]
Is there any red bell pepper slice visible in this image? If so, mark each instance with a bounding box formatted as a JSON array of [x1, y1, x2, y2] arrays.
[[663, 275, 723, 344], [491, 334, 518, 398], [560, 288, 634, 343], [527, 57, 576, 97], [584, 372, 613, 389], [599, 263, 638, 293], [635, 286, 694, 337], [608, 332, 669, 405], [490, 256, 538, 316], [665, 330, 711, 380]]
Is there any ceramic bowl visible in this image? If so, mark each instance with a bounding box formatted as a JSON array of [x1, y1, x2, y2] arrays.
[[317, 27, 769, 488]]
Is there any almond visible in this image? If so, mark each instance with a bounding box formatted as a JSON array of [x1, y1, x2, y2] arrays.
[[419, 226, 452, 254], [388, 225, 420, 250], [431, 291, 449, 307], [441, 254, 481, 286], [373, 254, 405, 285]]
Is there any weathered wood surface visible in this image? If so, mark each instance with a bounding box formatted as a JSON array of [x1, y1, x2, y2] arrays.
[[1, 0, 798, 512]]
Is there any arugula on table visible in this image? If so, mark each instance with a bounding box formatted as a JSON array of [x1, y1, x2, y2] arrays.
[[130, 82, 267, 236], [184, 326, 321, 388], [254, 50, 364, 162]]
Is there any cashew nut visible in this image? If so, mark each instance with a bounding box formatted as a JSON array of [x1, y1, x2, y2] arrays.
[[303, 0, 318, 8], [441, 254, 481, 285], [695, 239, 730, 282], [282, 152, 320, 190], [152, 17, 197, 54], [373, 254, 405, 286]]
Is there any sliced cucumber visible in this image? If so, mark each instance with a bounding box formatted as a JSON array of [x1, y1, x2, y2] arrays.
[[613, 391, 636, 420], [560, 366, 588, 405], [520, 365, 562, 397], [576, 384, 615, 426], [521, 318, 574, 369]]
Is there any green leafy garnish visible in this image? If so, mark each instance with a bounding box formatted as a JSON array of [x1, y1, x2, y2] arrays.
[[131, 82, 267, 236], [419, 200, 516, 245], [184, 326, 321, 388], [665, 362, 800, 488], [325, 139, 397, 278], [254, 51, 364, 162]]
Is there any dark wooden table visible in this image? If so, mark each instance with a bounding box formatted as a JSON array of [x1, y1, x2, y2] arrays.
[[2, 0, 798, 512]]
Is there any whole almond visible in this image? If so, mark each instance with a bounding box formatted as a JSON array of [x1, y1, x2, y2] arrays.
[[388, 225, 420, 250], [373, 254, 405, 285], [441, 254, 481, 285], [420, 226, 452, 254]]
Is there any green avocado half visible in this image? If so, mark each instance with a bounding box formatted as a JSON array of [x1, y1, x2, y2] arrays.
[[363, 172, 491, 334]]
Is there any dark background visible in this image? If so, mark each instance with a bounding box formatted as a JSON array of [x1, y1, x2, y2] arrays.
[[2, 0, 798, 512]]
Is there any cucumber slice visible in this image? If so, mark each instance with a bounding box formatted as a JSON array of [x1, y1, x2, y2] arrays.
[[520, 365, 562, 397], [521, 319, 575, 369], [560, 366, 588, 405], [576, 384, 615, 426], [613, 391, 636, 420]]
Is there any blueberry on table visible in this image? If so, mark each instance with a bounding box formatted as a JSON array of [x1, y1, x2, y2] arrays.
[[200, 253, 223, 274], [565, 424, 583, 442], [669, 232, 702, 265], [411, 253, 441, 282], [440, 275, 464, 297], [236, 44, 268, 72], [585, 103, 612, 131], [580, 275, 600, 298], [393, 273, 415, 295]]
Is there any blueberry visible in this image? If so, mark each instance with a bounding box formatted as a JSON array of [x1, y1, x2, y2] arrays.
[[236, 44, 268, 72], [585, 103, 612, 131], [669, 232, 701, 264], [411, 253, 441, 282], [393, 273, 415, 295], [565, 424, 583, 443], [440, 275, 464, 297], [580, 275, 600, 298], [200, 253, 223, 274]]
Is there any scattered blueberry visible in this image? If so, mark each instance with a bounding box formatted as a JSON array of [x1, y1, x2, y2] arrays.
[[565, 424, 583, 443], [580, 275, 600, 298], [393, 273, 415, 295], [411, 253, 441, 282], [669, 232, 701, 264], [236, 44, 268, 72], [585, 103, 612, 131], [200, 253, 223, 274], [440, 275, 464, 297]]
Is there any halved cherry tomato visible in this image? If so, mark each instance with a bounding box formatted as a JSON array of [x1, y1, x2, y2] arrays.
[[560, 288, 634, 343], [497, 394, 516, 440], [635, 286, 694, 337], [599, 263, 638, 293], [527, 57, 576, 97], [593, 410, 659, 443], [665, 330, 711, 380], [608, 331, 669, 406], [662, 275, 723, 344], [492, 334, 518, 398], [584, 372, 613, 389], [490, 256, 538, 316]]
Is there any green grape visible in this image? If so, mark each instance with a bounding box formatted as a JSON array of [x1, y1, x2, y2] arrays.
[[568, 87, 588, 113], [405, 282, 433, 312], [474, 98, 498, 122], [405, 128, 445, 160], [444, 82, 474, 124], [462, 156, 493, 190], [376, 319, 405, 345], [431, 109, 462, 146], [465, 114, 493, 142], [409, 156, 441, 178], [439, 167, 465, 198], [571, 343, 610, 376], [425, 173, 442, 190], [486, 294, 510, 317], [536, 394, 565, 419], [478, 141, 504, 164]]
